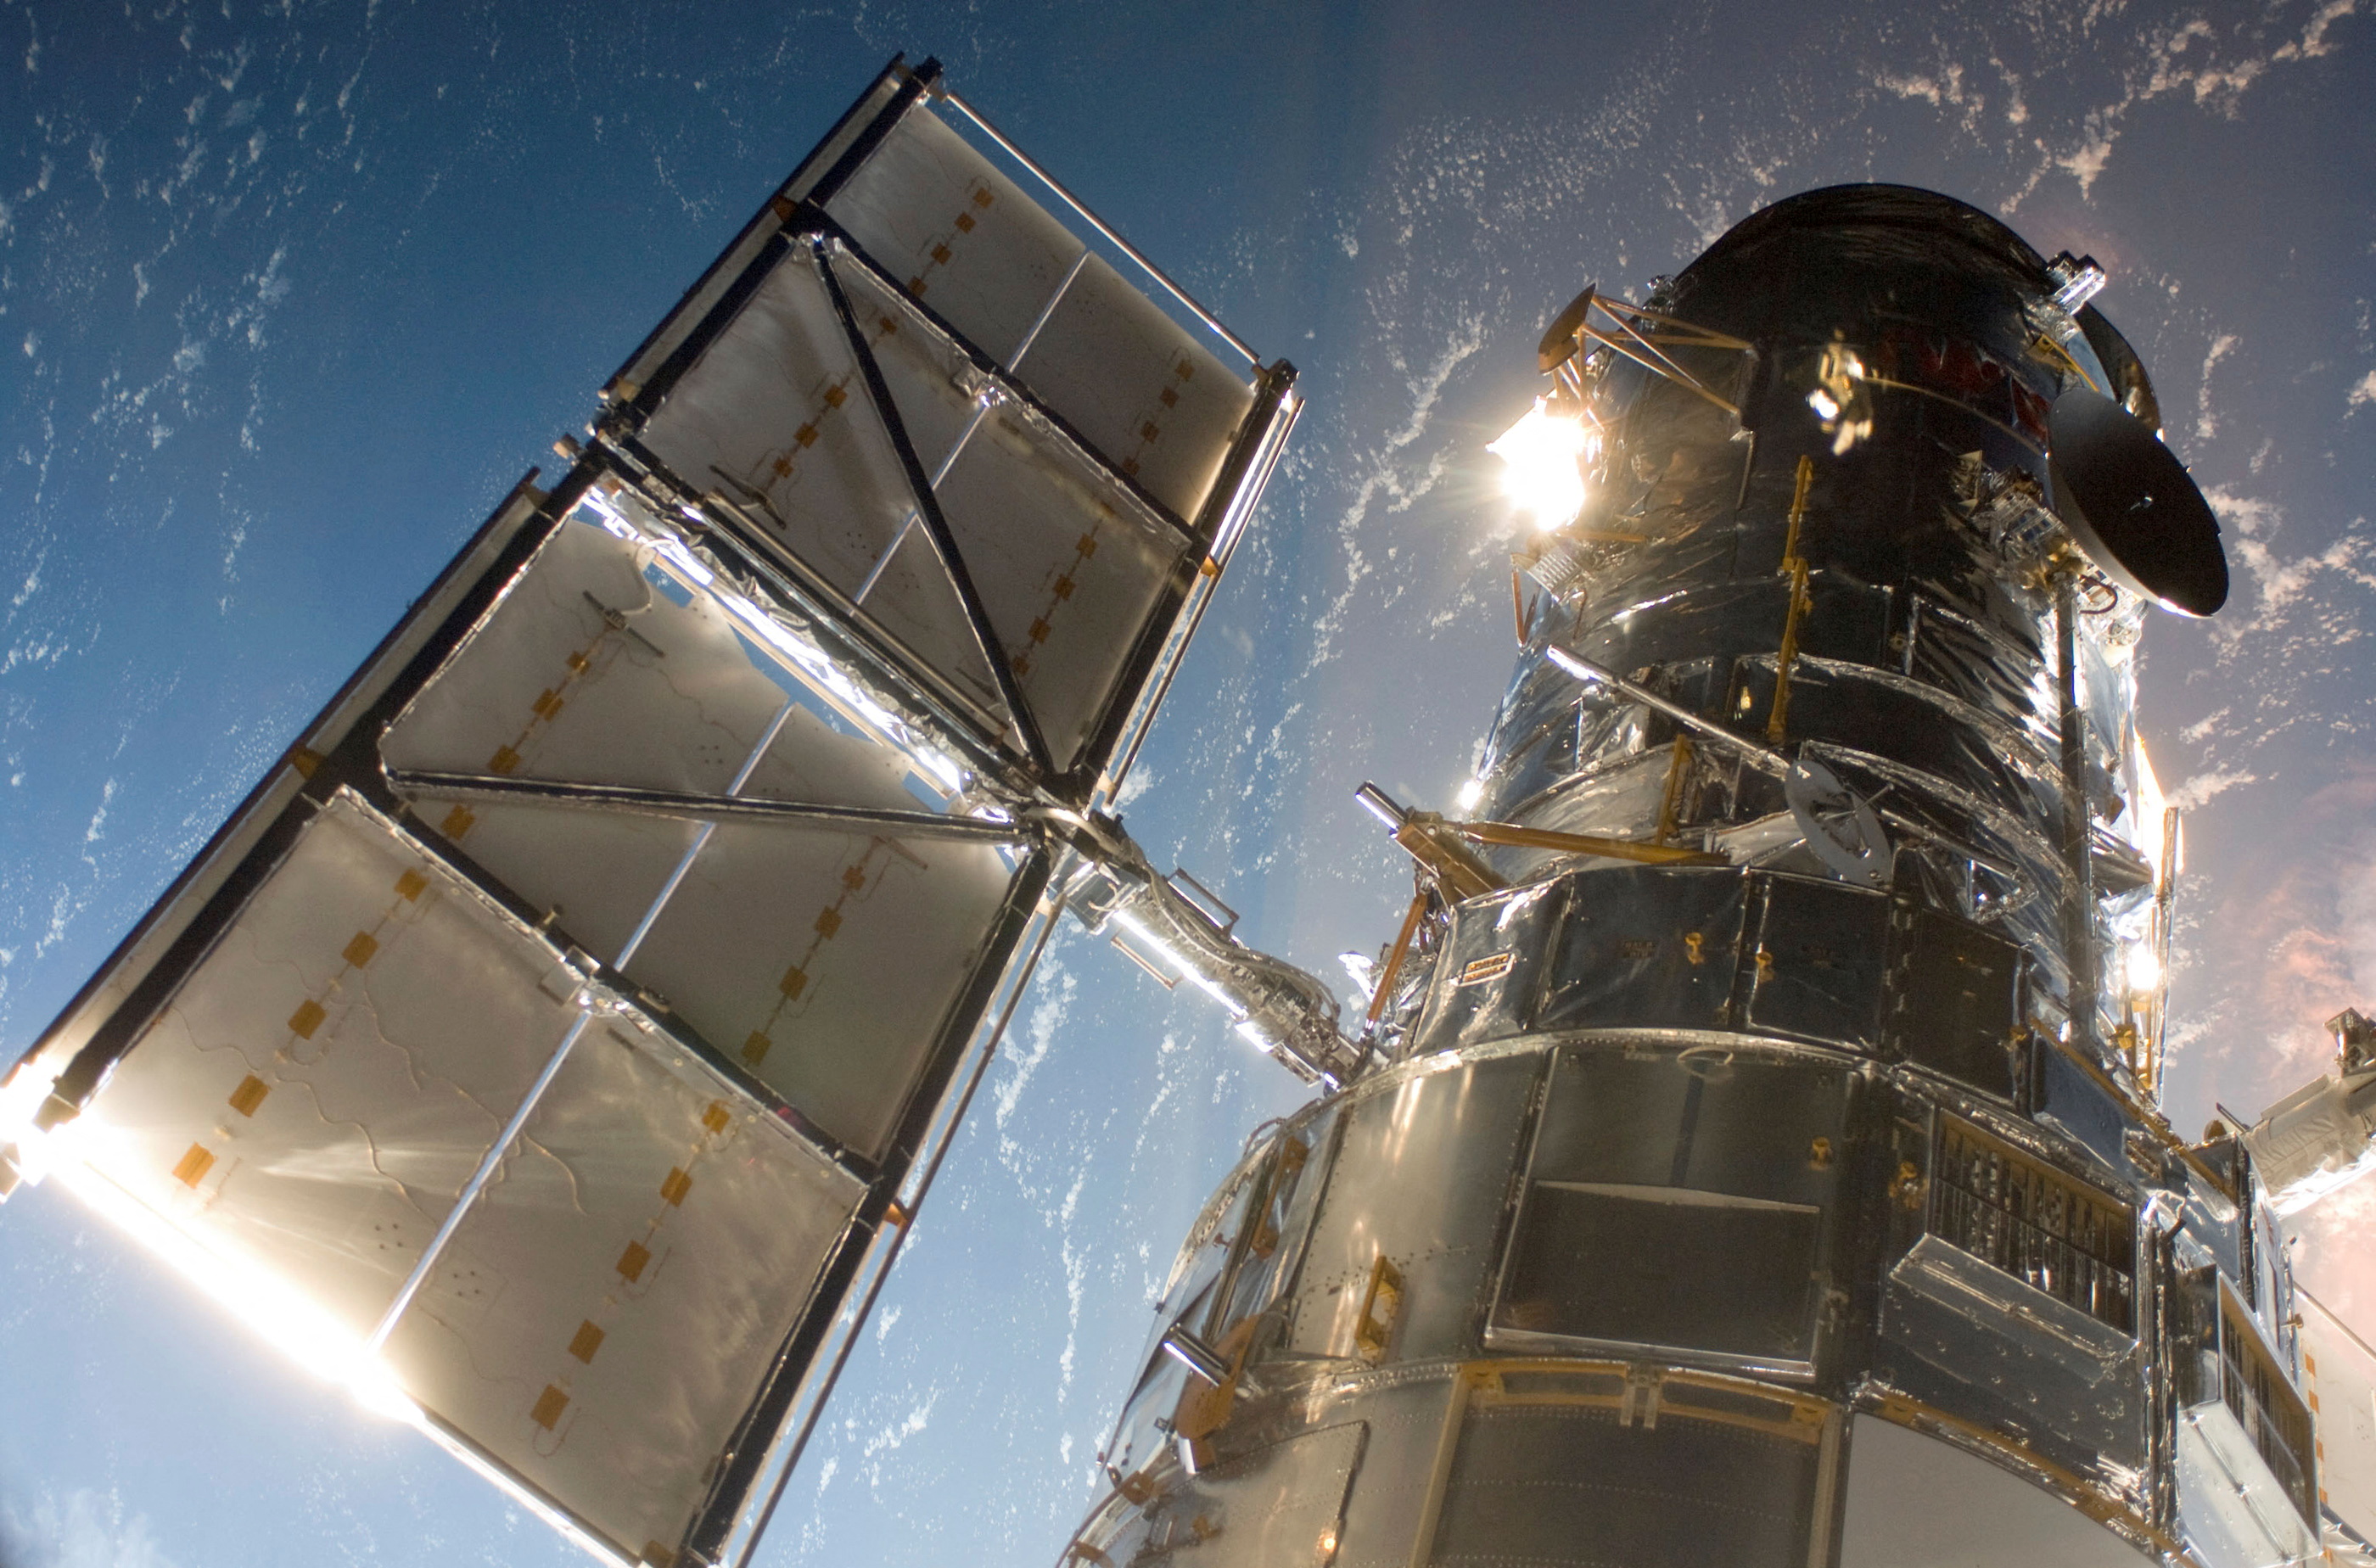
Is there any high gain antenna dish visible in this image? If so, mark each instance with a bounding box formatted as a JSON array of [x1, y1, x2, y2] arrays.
[[2047, 388, 2229, 617]]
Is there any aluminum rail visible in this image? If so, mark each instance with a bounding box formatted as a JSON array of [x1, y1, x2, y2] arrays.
[[1546, 646, 1791, 776], [1061, 818, 1363, 1088], [382, 769, 1030, 843]]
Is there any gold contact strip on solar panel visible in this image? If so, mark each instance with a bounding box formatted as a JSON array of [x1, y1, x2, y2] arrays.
[[523, 1094, 741, 1475], [829, 188, 1007, 613], [741, 835, 927, 1070], [485, 616, 640, 781], [1012, 523, 1103, 680], [1009, 345, 1198, 682], [1009, 348, 1199, 682], [1115, 355, 1197, 484], [168, 860, 440, 1200], [741, 184, 991, 534], [443, 564, 785, 858], [899, 182, 995, 305], [440, 600, 644, 845], [8, 66, 1319, 1568], [719, 294, 903, 521]]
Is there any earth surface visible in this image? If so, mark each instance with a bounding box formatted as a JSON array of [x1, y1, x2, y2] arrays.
[[2, 2, 2373, 1565]]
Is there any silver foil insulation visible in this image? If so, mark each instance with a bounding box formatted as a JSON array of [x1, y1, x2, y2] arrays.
[[1068, 188, 2335, 1568]]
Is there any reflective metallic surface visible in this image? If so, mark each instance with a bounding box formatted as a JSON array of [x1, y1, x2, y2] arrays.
[[3, 53, 2366, 1568], [1067, 188, 2359, 1568]]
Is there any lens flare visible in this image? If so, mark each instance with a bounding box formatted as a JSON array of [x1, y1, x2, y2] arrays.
[[0, 1065, 59, 1190], [48, 1134, 419, 1422], [1487, 400, 1589, 530]]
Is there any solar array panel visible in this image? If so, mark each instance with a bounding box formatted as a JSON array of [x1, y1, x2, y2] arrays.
[[3, 56, 1293, 1568]]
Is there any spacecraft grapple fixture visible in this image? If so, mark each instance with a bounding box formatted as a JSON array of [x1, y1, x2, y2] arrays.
[[3, 54, 2375, 1568]]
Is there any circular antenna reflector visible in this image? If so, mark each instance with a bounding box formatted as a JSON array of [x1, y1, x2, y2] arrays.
[[2047, 389, 2228, 617]]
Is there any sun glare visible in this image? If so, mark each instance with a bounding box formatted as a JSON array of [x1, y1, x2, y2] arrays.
[[51, 1147, 420, 1423], [1487, 400, 1589, 530]]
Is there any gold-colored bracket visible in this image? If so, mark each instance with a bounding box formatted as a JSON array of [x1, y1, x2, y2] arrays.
[[2113, 1020, 2143, 1091], [1767, 454, 1817, 745], [1173, 1313, 1263, 1445], [1108, 934, 1180, 989], [1654, 736, 1696, 845], [1556, 291, 1752, 417], [1454, 819, 1723, 867], [2029, 330, 2102, 394], [1365, 890, 1433, 1030], [1393, 818, 1507, 903], [1353, 1255, 1404, 1364]]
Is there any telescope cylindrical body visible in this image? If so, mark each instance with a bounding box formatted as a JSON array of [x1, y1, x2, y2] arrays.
[[1068, 189, 2306, 1568]]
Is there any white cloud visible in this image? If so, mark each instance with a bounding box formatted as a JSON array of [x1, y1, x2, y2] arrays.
[[2166, 768, 2257, 810], [992, 962, 1074, 1129], [1967, 0, 2372, 209], [2199, 484, 2376, 638], [2196, 333, 2238, 441], [0, 1488, 179, 1568], [2273, 0, 2366, 61], [2348, 367, 2376, 413]]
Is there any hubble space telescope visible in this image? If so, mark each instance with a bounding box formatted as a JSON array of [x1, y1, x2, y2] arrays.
[[5, 53, 2376, 1568]]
